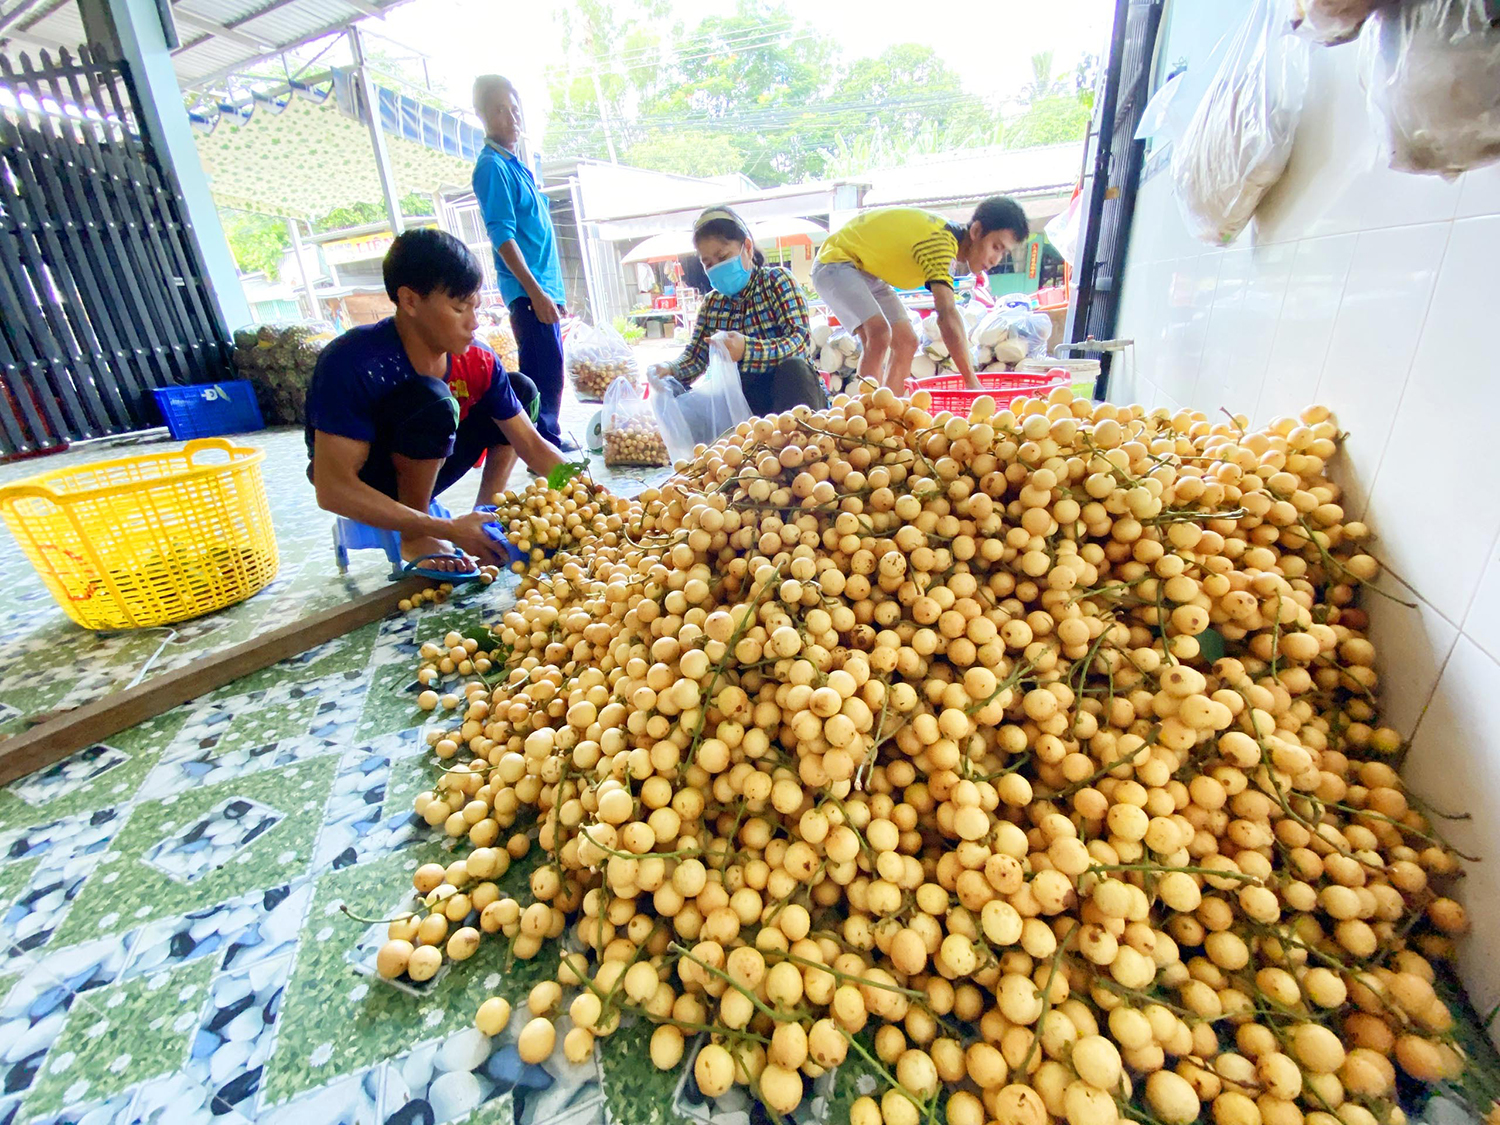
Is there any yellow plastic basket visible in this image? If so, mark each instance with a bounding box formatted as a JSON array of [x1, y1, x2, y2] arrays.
[[0, 438, 279, 631]]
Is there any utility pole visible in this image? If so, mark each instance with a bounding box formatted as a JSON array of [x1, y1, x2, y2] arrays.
[[585, 34, 619, 164]]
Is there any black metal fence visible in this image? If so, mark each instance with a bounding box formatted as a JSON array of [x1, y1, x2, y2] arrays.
[[0, 43, 229, 457], [1068, 0, 1165, 393]]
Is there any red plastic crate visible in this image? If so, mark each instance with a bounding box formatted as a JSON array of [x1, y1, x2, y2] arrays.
[[908, 369, 1070, 414]]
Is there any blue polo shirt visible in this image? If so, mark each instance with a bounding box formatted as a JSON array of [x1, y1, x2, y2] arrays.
[[472, 141, 565, 307]]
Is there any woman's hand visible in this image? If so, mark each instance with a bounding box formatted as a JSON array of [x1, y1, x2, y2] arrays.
[[711, 330, 747, 362]]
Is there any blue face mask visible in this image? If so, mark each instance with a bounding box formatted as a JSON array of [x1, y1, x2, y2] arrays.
[[705, 254, 752, 297]]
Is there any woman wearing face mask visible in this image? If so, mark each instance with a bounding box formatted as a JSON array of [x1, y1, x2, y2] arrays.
[[648, 206, 826, 415]]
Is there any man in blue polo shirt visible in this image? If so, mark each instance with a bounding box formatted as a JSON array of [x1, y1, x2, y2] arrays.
[[472, 75, 573, 451], [305, 228, 565, 577]]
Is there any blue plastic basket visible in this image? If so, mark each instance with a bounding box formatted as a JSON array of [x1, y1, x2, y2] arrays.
[[153, 381, 265, 440]]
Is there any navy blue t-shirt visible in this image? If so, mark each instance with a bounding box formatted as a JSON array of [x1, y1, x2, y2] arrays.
[[304, 318, 521, 458]]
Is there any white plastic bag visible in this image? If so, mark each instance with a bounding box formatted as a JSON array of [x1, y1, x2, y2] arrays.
[[1043, 189, 1084, 267], [969, 305, 1052, 362], [565, 321, 638, 402], [648, 343, 753, 463], [601, 376, 668, 467], [1172, 0, 1311, 245], [1292, 0, 1386, 44], [1361, 0, 1500, 178]]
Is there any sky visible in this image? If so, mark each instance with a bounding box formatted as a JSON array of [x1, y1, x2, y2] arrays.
[[366, 0, 1115, 146]]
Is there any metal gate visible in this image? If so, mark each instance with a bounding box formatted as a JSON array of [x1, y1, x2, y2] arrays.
[[0, 44, 230, 457], [1067, 0, 1165, 391]]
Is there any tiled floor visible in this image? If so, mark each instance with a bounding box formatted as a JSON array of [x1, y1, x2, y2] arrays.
[[0, 377, 710, 1124]]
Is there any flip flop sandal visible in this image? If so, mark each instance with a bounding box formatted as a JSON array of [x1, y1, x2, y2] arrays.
[[401, 553, 482, 583]]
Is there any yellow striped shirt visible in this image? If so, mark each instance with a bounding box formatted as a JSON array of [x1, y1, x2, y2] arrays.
[[818, 208, 960, 291]]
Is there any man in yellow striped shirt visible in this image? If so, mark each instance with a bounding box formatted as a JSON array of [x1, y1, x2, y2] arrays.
[[812, 197, 1029, 391]]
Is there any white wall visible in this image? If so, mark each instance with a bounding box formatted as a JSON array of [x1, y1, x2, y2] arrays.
[[1114, 29, 1500, 1016]]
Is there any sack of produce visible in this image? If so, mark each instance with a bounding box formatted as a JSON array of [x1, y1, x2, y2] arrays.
[[232, 321, 335, 424], [1361, 0, 1500, 178], [1172, 0, 1311, 244], [601, 376, 669, 467], [816, 324, 864, 396], [648, 342, 753, 462], [565, 321, 639, 402], [480, 314, 520, 373], [916, 311, 961, 377], [967, 305, 1053, 369], [1292, 0, 1387, 43]]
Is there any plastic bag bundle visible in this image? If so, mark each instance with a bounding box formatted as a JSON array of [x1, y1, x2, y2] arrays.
[[565, 322, 639, 402], [1361, 0, 1500, 178], [963, 305, 1053, 373], [601, 377, 668, 467], [648, 343, 754, 463], [1292, 0, 1387, 44], [1172, 0, 1311, 245], [480, 315, 520, 373]]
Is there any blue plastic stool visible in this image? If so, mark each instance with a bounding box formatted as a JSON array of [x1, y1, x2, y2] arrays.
[[334, 502, 452, 580]]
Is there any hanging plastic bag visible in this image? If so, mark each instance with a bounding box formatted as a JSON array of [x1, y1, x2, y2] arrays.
[[648, 343, 753, 463], [1043, 188, 1084, 267], [1361, 0, 1500, 178], [1172, 0, 1311, 245], [601, 376, 669, 467], [1292, 0, 1387, 44], [565, 321, 639, 402]]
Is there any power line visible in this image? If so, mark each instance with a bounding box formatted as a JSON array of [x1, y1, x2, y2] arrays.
[[552, 27, 828, 82], [548, 89, 1005, 134]]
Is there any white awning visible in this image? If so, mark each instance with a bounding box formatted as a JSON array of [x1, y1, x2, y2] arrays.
[[621, 218, 827, 264]]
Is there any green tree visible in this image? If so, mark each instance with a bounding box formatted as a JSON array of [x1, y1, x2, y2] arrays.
[[1001, 50, 1098, 149], [831, 44, 967, 136], [311, 193, 436, 234], [618, 130, 745, 177], [635, 2, 837, 183], [545, 0, 840, 185], [221, 209, 289, 278]]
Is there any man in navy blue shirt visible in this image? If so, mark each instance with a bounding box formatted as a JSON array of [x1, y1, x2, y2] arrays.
[[472, 75, 574, 452], [306, 228, 565, 575]]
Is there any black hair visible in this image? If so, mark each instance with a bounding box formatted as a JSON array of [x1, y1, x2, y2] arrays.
[[970, 195, 1030, 241], [472, 74, 516, 110], [693, 211, 766, 267], [383, 227, 483, 302]]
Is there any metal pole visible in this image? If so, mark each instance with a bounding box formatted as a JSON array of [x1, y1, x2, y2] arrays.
[[588, 70, 619, 164], [569, 175, 600, 323], [286, 217, 319, 320], [347, 24, 403, 235], [584, 34, 619, 165]]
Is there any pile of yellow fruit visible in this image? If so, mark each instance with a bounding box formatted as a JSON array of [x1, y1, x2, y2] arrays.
[[374, 385, 1475, 1125]]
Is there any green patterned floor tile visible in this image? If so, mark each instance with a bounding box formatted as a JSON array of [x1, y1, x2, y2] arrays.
[[213, 621, 380, 700], [469, 1088, 515, 1125], [0, 855, 41, 963], [52, 755, 338, 947], [205, 694, 323, 756], [598, 1018, 694, 1125], [354, 608, 491, 744], [0, 710, 187, 834], [263, 847, 559, 1106], [23, 955, 214, 1115]]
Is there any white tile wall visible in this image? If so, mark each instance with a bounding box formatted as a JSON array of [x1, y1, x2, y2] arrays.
[[1114, 21, 1500, 1016]]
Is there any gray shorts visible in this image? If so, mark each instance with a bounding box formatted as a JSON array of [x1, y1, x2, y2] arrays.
[[811, 260, 910, 332]]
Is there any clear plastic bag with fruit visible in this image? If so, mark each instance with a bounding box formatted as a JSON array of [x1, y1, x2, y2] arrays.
[[601, 375, 669, 467], [565, 321, 639, 402]]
